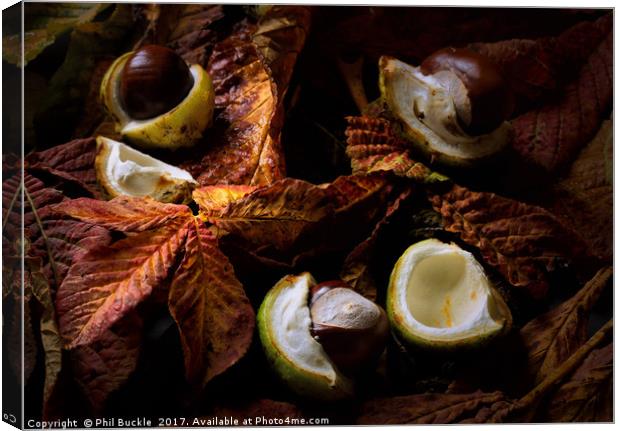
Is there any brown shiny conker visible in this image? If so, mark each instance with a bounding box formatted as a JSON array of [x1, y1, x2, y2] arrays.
[[120, 45, 193, 120], [420, 47, 513, 136], [309, 281, 389, 375]]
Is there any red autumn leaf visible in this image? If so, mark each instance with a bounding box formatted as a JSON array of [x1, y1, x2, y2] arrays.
[[357, 391, 514, 424], [71, 312, 142, 412], [344, 116, 448, 183], [54, 196, 191, 233], [56, 219, 189, 348], [168, 220, 254, 386], [519, 267, 611, 385], [547, 120, 612, 261], [469, 13, 611, 111], [540, 343, 612, 422], [430, 184, 586, 299], [509, 28, 611, 173]]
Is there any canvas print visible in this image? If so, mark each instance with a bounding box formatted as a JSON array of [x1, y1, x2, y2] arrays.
[[2, 3, 613, 428]]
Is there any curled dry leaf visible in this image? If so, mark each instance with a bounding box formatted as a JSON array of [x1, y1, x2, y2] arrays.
[[547, 120, 612, 261], [71, 312, 142, 413], [345, 116, 448, 184], [430, 184, 586, 299], [540, 343, 612, 422], [509, 27, 612, 173], [519, 266, 612, 385], [168, 220, 254, 386]]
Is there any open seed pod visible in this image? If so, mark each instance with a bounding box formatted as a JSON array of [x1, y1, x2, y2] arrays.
[[95, 136, 197, 203], [257, 273, 355, 400], [387, 239, 512, 351], [100, 45, 214, 150], [379, 54, 512, 167]]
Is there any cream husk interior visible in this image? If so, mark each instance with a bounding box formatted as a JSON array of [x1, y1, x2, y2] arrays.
[[380, 57, 510, 160], [268, 273, 340, 384], [393, 239, 504, 341], [97, 136, 196, 196]]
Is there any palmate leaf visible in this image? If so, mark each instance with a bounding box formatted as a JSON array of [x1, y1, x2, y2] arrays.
[[56, 219, 189, 348], [55, 196, 255, 390], [430, 184, 586, 299], [3, 3, 110, 66], [345, 116, 449, 184], [519, 267, 611, 385], [194, 174, 393, 266], [169, 220, 254, 386]]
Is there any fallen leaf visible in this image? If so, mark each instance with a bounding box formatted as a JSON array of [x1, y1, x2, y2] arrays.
[[340, 187, 413, 300], [519, 266, 611, 384], [357, 391, 514, 424], [509, 28, 612, 173], [540, 343, 612, 422], [469, 13, 611, 112], [54, 196, 191, 233], [56, 219, 188, 348], [71, 312, 142, 413], [3, 3, 110, 66], [26, 137, 103, 198], [168, 220, 254, 386], [547, 120, 612, 261], [430, 184, 586, 299], [345, 116, 449, 184], [192, 185, 257, 217]]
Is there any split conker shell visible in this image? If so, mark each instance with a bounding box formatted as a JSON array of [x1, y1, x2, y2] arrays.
[[420, 47, 513, 135], [100, 48, 214, 150], [310, 282, 389, 375], [120, 45, 194, 120]]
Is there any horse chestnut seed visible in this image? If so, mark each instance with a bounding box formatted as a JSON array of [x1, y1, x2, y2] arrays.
[[120, 45, 194, 120], [420, 47, 513, 136], [309, 281, 389, 375]]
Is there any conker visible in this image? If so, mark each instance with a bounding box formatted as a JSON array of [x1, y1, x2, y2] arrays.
[[420, 47, 513, 135], [120, 45, 194, 120], [309, 281, 389, 375]]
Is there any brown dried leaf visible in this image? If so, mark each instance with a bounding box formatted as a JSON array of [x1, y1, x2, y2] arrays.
[[168, 220, 254, 386], [340, 187, 412, 300], [71, 313, 142, 412], [547, 120, 612, 261], [26, 137, 103, 198], [430, 184, 586, 299], [56, 219, 189, 348], [345, 116, 448, 184], [357, 391, 514, 424], [520, 266, 611, 384], [181, 23, 280, 186], [510, 28, 612, 172], [540, 343, 612, 422], [54, 196, 191, 233], [192, 185, 257, 217]]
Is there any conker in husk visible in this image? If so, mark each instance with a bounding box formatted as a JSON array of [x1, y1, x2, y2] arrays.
[[309, 281, 389, 375], [120, 45, 194, 120], [420, 47, 513, 135]]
